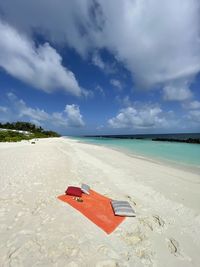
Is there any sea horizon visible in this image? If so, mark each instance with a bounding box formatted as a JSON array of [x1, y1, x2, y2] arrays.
[[82, 132, 200, 139]]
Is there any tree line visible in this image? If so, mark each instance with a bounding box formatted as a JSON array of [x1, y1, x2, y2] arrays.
[[0, 121, 60, 142]]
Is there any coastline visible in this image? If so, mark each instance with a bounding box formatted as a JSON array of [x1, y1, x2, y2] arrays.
[[105, 144, 200, 176], [0, 137, 200, 266], [72, 137, 200, 175]]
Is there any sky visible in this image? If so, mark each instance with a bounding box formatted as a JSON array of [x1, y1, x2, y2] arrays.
[[0, 0, 200, 136]]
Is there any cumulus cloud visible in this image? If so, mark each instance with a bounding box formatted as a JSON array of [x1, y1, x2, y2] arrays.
[[183, 99, 200, 124], [4, 93, 85, 128], [163, 84, 193, 101], [64, 104, 85, 127], [182, 100, 200, 109], [108, 104, 168, 129], [0, 0, 200, 96], [187, 110, 200, 123], [97, 0, 200, 93], [0, 20, 82, 96]]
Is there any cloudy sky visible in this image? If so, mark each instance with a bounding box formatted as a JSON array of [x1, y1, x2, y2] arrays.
[[0, 0, 200, 135]]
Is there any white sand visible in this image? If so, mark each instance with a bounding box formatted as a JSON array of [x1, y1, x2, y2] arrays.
[[0, 137, 200, 267]]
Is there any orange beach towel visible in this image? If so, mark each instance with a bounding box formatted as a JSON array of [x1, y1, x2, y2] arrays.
[[57, 189, 125, 234]]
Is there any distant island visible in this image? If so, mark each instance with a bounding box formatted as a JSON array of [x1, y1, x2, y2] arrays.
[[0, 122, 60, 142], [152, 138, 200, 144], [84, 134, 200, 144]]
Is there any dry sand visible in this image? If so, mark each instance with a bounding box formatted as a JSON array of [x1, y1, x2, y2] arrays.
[[0, 137, 200, 267]]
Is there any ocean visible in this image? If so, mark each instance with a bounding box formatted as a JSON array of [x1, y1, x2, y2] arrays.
[[68, 133, 200, 170]]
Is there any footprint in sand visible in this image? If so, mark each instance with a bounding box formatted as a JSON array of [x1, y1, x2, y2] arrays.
[[96, 259, 119, 267], [167, 238, 179, 256], [97, 245, 119, 259], [166, 237, 190, 260], [152, 215, 165, 228], [126, 195, 137, 206], [134, 247, 154, 265], [122, 228, 145, 246], [139, 218, 154, 231], [139, 215, 165, 232], [97, 245, 110, 255]]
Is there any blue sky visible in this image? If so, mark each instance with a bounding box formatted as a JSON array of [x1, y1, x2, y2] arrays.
[[0, 0, 200, 135]]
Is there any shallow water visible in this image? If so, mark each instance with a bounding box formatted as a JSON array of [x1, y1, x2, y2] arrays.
[[68, 136, 200, 170]]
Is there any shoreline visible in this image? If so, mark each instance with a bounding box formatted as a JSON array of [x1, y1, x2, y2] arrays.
[[71, 137, 200, 175], [1, 137, 200, 266], [103, 145, 200, 176], [63, 137, 200, 211]]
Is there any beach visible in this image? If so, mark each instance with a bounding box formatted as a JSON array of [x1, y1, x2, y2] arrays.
[[0, 137, 200, 267]]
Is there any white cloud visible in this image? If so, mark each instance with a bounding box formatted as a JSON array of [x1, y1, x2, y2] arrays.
[[64, 104, 85, 127], [0, 20, 82, 96], [7, 92, 50, 121], [188, 110, 200, 123], [115, 95, 131, 106], [183, 99, 200, 124], [163, 84, 193, 101], [110, 79, 122, 90], [182, 100, 200, 109], [92, 52, 105, 70], [92, 51, 116, 74], [108, 104, 168, 129], [4, 93, 85, 129], [0, 0, 200, 96], [97, 0, 200, 93], [0, 1, 93, 56]]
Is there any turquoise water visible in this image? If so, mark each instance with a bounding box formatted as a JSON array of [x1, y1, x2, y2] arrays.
[[69, 137, 200, 169]]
